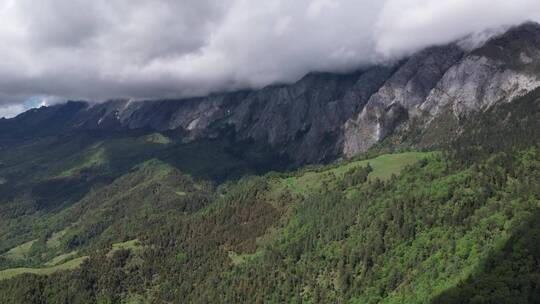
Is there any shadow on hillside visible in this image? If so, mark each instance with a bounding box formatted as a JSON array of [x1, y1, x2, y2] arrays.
[[156, 136, 291, 182], [432, 209, 540, 304], [1, 130, 291, 215]]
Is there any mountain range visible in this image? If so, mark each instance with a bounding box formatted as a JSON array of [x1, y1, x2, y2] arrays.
[[0, 22, 539, 304], [2, 23, 540, 165]]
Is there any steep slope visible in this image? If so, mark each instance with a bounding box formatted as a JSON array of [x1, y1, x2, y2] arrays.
[[0, 68, 395, 165], [2, 23, 539, 165], [344, 22, 540, 156], [0, 128, 537, 303], [0, 22, 539, 304]]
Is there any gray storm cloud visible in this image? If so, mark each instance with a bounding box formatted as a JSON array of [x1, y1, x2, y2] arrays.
[[0, 0, 539, 117]]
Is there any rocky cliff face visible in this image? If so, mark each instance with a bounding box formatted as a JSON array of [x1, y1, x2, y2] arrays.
[[343, 23, 540, 157], [343, 44, 465, 155], [2, 23, 540, 165]]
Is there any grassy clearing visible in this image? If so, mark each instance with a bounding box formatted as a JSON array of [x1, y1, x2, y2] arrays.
[[141, 133, 172, 145], [44, 251, 78, 266], [281, 151, 433, 195], [363, 152, 432, 181], [46, 228, 68, 248], [1, 240, 141, 280], [56, 145, 107, 178], [2, 239, 37, 260], [0, 256, 87, 281], [111, 239, 141, 252]]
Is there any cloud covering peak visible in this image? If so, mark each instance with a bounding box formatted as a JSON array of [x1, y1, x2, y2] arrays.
[[0, 0, 539, 116]]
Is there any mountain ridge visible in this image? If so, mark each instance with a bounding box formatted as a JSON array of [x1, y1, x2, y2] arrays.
[[2, 22, 540, 166], [0, 22, 539, 304]]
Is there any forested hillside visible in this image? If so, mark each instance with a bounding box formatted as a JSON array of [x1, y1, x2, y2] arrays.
[[0, 80, 539, 303], [0, 89, 540, 303], [2, 2, 540, 303]]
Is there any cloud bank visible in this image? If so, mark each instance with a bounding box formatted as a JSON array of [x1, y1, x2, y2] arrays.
[[0, 0, 539, 116]]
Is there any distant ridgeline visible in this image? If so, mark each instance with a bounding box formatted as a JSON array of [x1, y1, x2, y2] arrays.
[[0, 25, 539, 304], [2, 23, 540, 166]]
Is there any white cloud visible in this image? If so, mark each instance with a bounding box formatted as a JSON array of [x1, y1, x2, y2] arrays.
[[0, 95, 60, 118], [0, 104, 25, 119], [307, 0, 338, 18], [0, 0, 539, 114], [375, 0, 540, 57]]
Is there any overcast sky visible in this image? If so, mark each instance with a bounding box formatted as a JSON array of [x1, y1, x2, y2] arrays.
[[1, 0, 540, 117]]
